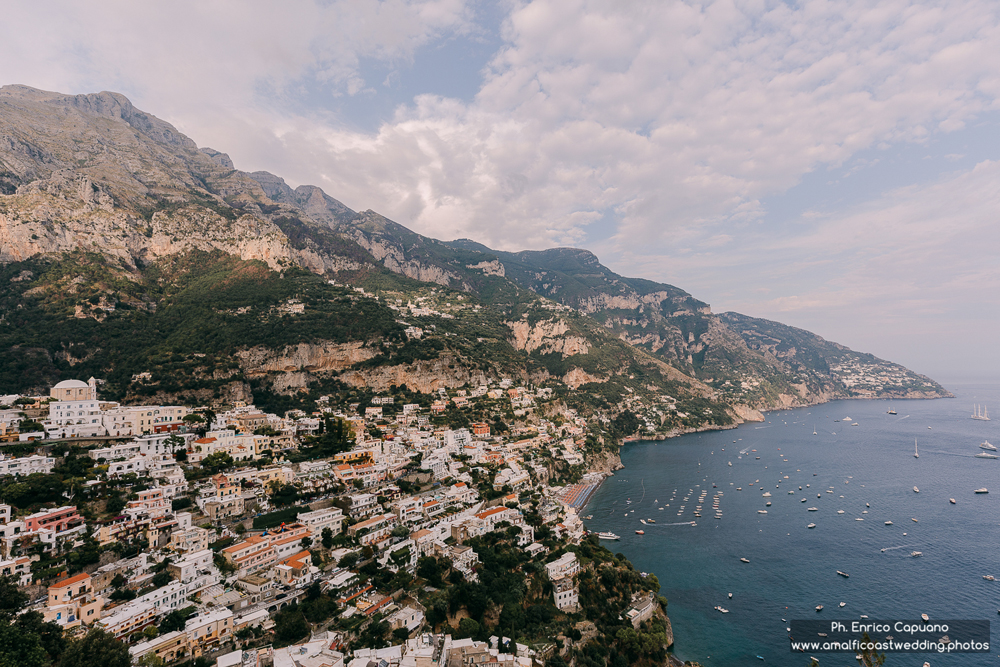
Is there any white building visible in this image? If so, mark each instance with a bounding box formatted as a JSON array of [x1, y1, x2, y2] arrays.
[[0, 453, 55, 476], [297, 507, 344, 536]]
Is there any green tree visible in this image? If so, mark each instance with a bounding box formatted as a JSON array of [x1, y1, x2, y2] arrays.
[[201, 452, 234, 472], [321, 527, 334, 549], [60, 629, 131, 667], [273, 605, 309, 644], [0, 621, 48, 667], [151, 570, 173, 588]]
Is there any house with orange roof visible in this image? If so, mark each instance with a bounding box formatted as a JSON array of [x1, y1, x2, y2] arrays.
[[44, 572, 104, 629]]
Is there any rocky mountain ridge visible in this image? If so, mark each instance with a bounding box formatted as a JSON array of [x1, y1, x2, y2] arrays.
[[0, 85, 950, 417]]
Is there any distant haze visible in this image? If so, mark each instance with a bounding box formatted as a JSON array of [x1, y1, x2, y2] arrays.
[[2, 1, 997, 381]]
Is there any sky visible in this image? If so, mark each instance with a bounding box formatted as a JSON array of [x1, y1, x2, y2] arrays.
[[2, 0, 999, 383]]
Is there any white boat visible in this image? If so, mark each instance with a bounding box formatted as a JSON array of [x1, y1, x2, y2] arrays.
[[728, 461, 732, 466], [715, 606, 729, 613], [913, 486, 919, 493], [950, 498, 956, 504], [640, 519, 647, 524], [740, 557, 750, 563], [807, 523, 816, 528], [816, 605, 823, 611], [808, 507, 818, 511], [911, 551, 922, 557], [837, 571, 849, 577], [885, 521, 893, 525], [972, 404, 991, 421], [839, 602, 846, 607], [975, 452, 999, 459], [757, 510, 767, 514], [762, 492, 771, 497], [981, 440, 998, 450], [728, 593, 733, 599], [596, 532, 621, 540], [984, 575, 996, 581], [837, 510, 845, 514], [975, 488, 989, 494], [921, 613, 929, 622]]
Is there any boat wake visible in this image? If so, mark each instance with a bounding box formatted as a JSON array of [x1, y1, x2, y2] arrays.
[[879, 544, 916, 552], [898, 415, 910, 420], [663, 521, 697, 526]]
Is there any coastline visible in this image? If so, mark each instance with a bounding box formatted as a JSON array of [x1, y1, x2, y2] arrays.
[[589, 388, 982, 666]]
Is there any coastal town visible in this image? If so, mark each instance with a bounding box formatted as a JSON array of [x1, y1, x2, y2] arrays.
[[0, 377, 671, 667]]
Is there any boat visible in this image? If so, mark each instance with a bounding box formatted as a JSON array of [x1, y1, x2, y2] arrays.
[[839, 602, 846, 607], [887, 405, 897, 415], [837, 510, 845, 514], [981, 440, 998, 450], [913, 486, 919, 493], [766, 501, 771, 506], [950, 498, 956, 504], [648, 519, 655, 523], [912, 518, 918, 522], [758, 510, 767, 514], [972, 404, 991, 421], [635, 530, 645, 535], [728, 593, 733, 599], [583, 515, 593, 520], [756, 656, 764, 661], [975, 452, 998, 459], [852, 423, 859, 426], [762, 492, 771, 497], [885, 521, 893, 525], [640, 519, 647, 524], [715, 606, 729, 613], [837, 571, 849, 577], [921, 614, 929, 622], [807, 523, 816, 528], [855, 518, 864, 521], [816, 605, 823, 611], [808, 507, 818, 511], [984, 575, 996, 581], [740, 557, 750, 563], [596, 532, 621, 540], [914, 439, 919, 458], [728, 462, 732, 466], [911, 551, 922, 557], [975, 488, 989, 494]]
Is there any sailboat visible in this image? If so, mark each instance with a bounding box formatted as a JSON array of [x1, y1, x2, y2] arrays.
[[972, 404, 991, 421], [914, 439, 919, 458]]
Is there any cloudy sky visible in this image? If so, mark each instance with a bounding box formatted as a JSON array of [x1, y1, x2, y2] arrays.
[[3, 0, 999, 382]]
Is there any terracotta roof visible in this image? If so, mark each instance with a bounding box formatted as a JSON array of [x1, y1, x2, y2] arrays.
[[49, 572, 90, 589]]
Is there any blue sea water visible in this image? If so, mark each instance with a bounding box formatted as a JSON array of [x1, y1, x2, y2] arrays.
[[584, 383, 1000, 666]]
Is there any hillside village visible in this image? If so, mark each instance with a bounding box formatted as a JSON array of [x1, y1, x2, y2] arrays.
[[0, 377, 675, 667]]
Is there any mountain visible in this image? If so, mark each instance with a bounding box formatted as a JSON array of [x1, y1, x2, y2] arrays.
[[0, 85, 950, 430]]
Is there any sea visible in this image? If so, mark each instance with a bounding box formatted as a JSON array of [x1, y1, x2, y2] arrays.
[[583, 382, 1000, 666]]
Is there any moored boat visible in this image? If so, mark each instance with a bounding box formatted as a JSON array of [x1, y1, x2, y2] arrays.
[[596, 531, 621, 540]]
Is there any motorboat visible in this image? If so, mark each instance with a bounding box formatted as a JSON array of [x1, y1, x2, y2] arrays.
[[837, 510, 845, 514], [984, 575, 996, 581], [975, 488, 989, 494], [816, 605, 823, 611], [975, 452, 999, 459], [807, 523, 816, 528], [740, 557, 750, 563], [921, 614, 929, 622], [885, 521, 893, 525], [758, 510, 767, 514], [808, 507, 818, 511], [715, 606, 729, 613], [596, 532, 620, 540], [980, 440, 997, 450], [839, 602, 846, 607], [635, 530, 644, 535], [913, 486, 919, 493], [910, 551, 922, 557], [837, 571, 849, 577], [950, 498, 956, 504]]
